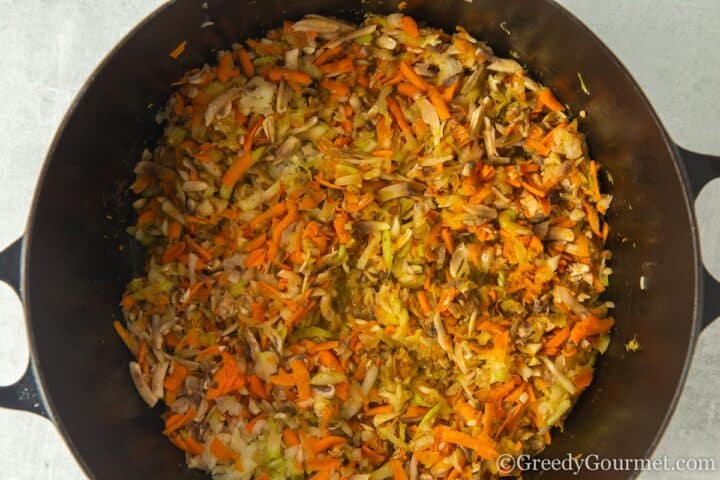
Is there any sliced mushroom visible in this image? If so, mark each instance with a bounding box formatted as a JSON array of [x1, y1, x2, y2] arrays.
[[547, 226, 575, 242], [324, 24, 377, 50], [377, 182, 420, 202], [151, 360, 169, 399], [276, 80, 288, 114], [129, 361, 158, 407], [274, 136, 300, 162], [375, 35, 397, 50], [290, 16, 355, 34], [205, 88, 241, 126], [182, 181, 209, 192], [488, 58, 523, 73]]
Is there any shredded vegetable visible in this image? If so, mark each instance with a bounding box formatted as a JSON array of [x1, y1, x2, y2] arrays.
[[119, 13, 614, 479]]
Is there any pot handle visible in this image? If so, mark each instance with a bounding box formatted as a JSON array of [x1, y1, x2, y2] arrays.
[[678, 146, 720, 331], [0, 237, 48, 417]]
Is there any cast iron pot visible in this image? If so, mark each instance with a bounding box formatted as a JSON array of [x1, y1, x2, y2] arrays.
[[1, 0, 719, 478]]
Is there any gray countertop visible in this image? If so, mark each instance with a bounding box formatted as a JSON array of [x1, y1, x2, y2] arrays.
[[0, 1, 718, 478]]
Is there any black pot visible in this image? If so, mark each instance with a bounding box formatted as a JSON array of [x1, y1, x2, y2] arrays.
[[1, 0, 719, 478]]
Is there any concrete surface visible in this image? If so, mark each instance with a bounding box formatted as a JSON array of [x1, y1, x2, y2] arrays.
[[0, 0, 718, 478]]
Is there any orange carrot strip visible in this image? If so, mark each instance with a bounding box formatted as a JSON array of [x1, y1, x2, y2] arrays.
[[525, 138, 551, 156], [248, 375, 269, 400], [237, 48, 254, 77], [290, 358, 311, 402], [313, 45, 344, 66], [364, 404, 393, 416], [386, 97, 411, 134], [186, 237, 213, 261], [443, 78, 460, 102], [222, 116, 264, 188], [376, 115, 392, 149], [270, 371, 297, 387], [317, 350, 342, 371], [167, 221, 183, 242], [417, 291, 432, 315], [283, 428, 300, 446], [428, 87, 450, 121], [570, 316, 615, 344], [245, 248, 266, 268], [113, 320, 139, 357], [441, 227, 454, 253], [320, 58, 354, 75], [217, 53, 237, 83], [268, 68, 313, 86], [210, 437, 239, 462], [400, 16, 419, 40], [537, 88, 564, 112], [438, 427, 498, 459], [312, 435, 347, 454], [398, 61, 428, 92], [169, 40, 187, 59], [268, 203, 298, 260], [437, 287, 458, 312], [164, 362, 189, 391], [390, 459, 408, 480], [361, 445, 386, 465], [321, 78, 350, 98], [248, 204, 288, 231], [162, 241, 186, 264], [397, 82, 422, 98], [163, 407, 196, 435], [521, 180, 547, 198]]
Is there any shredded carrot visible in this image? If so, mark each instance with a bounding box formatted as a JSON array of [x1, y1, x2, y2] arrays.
[[390, 459, 408, 480], [386, 97, 411, 134], [320, 58, 354, 76], [321, 78, 350, 98], [164, 362, 189, 391], [525, 137, 551, 156], [443, 78, 460, 102], [441, 228, 454, 253], [437, 287, 458, 312], [400, 16, 420, 40], [162, 241, 186, 264], [210, 437, 239, 462], [428, 87, 450, 121], [247, 375, 269, 399], [268, 203, 298, 261], [290, 358, 311, 402], [437, 427, 498, 459], [222, 116, 265, 188], [314, 45, 344, 66], [113, 320, 139, 356], [312, 435, 347, 453], [317, 350, 342, 370], [570, 316, 615, 344], [217, 52, 238, 83], [163, 407, 196, 435], [364, 404, 393, 416], [268, 68, 313, 86], [397, 82, 422, 98], [376, 115, 392, 148], [537, 88, 564, 112], [283, 428, 300, 446], [169, 40, 187, 60], [417, 291, 432, 315], [237, 48, 255, 77], [398, 61, 428, 92]]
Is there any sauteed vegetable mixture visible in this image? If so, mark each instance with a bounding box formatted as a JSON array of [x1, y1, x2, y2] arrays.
[[117, 13, 614, 479]]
